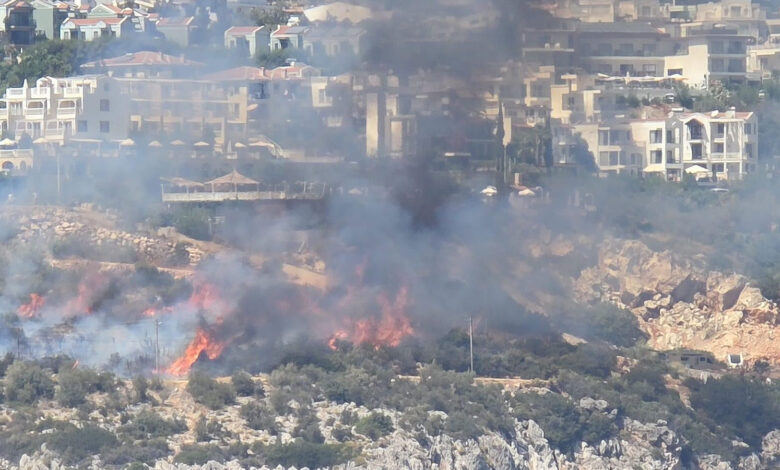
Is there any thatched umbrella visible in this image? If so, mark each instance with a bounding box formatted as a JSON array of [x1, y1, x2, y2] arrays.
[[205, 169, 259, 193], [119, 138, 135, 147], [148, 140, 162, 148]]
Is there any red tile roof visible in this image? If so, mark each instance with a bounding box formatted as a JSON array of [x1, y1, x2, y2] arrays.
[[82, 51, 204, 68], [63, 17, 126, 26], [156, 16, 194, 26], [225, 26, 263, 36], [204, 66, 269, 82]]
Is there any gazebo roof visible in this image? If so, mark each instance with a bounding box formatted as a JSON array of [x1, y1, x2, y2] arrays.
[[206, 170, 259, 186], [162, 177, 204, 188]]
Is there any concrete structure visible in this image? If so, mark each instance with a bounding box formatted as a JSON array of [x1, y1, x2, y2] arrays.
[[270, 25, 308, 50], [570, 108, 757, 180], [303, 2, 374, 24], [302, 24, 365, 58], [81, 51, 204, 78], [31, 0, 68, 40], [665, 26, 751, 86], [224, 25, 269, 57], [155, 16, 196, 46], [60, 17, 133, 40], [0, 75, 130, 144], [2, 0, 35, 46]]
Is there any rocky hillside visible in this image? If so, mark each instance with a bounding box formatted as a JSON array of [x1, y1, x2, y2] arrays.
[[5, 373, 780, 470], [574, 238, 780, 365]]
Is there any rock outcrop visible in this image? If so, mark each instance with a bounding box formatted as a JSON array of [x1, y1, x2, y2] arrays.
[[574, 239, 780, 364]]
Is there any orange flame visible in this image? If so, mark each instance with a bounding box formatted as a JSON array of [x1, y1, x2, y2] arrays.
[[189, 280, 231, 322], [17, 293, 45, 318], [64, 272, 111, 317], [328, 286, 414, 349], [166, 327, 225, 376]]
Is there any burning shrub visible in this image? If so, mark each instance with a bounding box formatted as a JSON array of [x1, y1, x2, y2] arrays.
[[354, 412, 394, 440], [240, 402, 278, 434], [4, 361, 54, 405], [186, 371, 236, 410]]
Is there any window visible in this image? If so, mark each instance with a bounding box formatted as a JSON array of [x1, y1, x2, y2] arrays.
[[728, 59, 744, 73], [599, 151, 609, 166], [650, 129, 662, 143], [77, 120, 87, 132], [668, 68, 683, 76], [666, 129, 675, 143], [609, 151, 619, 165], [99, 121, 109, 133], [666, 150, 675, 163], [691, 143, 703, 159], [318, 89, 326, 103], [642, 64, 657, 75], [609, 130, 621, 144], [652, 150, 663, 163], [745, 143, 754, 158], [744, 123, 753, 134], [714, 142, 724, 153], [715, 123, 724, 136], [100, 99, 110, 112], [599, 130, 609, 145], [711, 58, 724, 72], [103, 82, 110, 92], [710, 40, 724, 54], [713, 163, 724, 172]]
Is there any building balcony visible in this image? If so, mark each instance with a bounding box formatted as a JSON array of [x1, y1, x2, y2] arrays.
[[57, 107, 76, 119], [63, 87, 82, 98], [23, 108, 44, 119], [6, 88, 25, 99], [30, 88, 50, 99]]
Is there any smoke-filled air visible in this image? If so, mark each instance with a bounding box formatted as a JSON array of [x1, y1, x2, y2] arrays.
[[3, 0, 780, 468]]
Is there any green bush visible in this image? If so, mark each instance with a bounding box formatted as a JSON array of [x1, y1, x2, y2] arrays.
[[174, 444, 229, 465], [240, 402, 278, 433], [259, 441, 356, 469], [187, 372, 236, 410], [120, 410, 187, 440], [56, 368, 114, 407], [294, 408, 324, 443], [4, 361, 54, 404], [100, 438, 170, 466], [231, 370, 257, 397], [354, 412, 394, 439], [690, 375, 780, 447], [132, 376, 149, 403], [46, 424, 117, 464]]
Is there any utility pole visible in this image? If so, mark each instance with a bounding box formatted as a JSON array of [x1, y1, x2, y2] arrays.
[[468, 316, 474, 374], [154, 319, 160, 374]]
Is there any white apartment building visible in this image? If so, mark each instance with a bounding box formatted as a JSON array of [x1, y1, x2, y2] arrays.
[[0, 75, 130, 144], [563, 108, 757, 181], [639, 109, 757, 181]]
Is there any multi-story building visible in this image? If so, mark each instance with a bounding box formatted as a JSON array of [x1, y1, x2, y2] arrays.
[[0, 75, 129, 143], [665, 26, 751, 86], [81, 51, 204, 79], [224, 26, 269, 58], [60, 17, 133, 40], [566, 108, 757, 180], [2, 0, 35, 46], [31, 0, 68, 40]]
